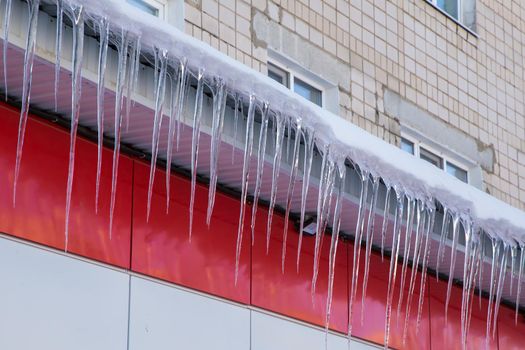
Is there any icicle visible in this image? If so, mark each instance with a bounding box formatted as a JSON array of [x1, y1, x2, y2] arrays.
[[231, 95, 240, 163], [510, 244, 517, 296], [297, 129, 315, 271], [444, 213, 460, 322], [436, 206, 450, 280], [131, 37, 141, 103], [348, 170, 370, 341], [516, 242, 525, 324], [281, 119, 302, 273], [266, 113, 285, 252], [459, 219, 473, 348], [492, 241, 508, 338], [361, 175, 380, 323], [95, 17, 109, 213], [54, 0, 64, 111], [402, 200, 425, 344], [146, 48, 168, 221], [397, 196, 416, 321], [64, 5, 84, 251], [109, 30, 130, 237], [324, 164, 346, 349], [380, 185, 391, 261], [234, 95, 256, 284], [206, 78, 227, 225], [416, 206, 435, 334], [478, 233, 485, 309], [485, 236, 500, 345], [166, 58, 188, 213], [383, 188, 404, 350], [285, 117, 291, 161], [188, 69, 204, 240], [250, 103, 269, 244], [124, 37, 138, 132], [3, 0, 12, 99], [312, 148, 336, 295], [12, 0, 40, 207]]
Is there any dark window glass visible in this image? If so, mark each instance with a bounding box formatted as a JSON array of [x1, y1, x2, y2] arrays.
[[419, 147, 443, 169], [436, 0, 458, 20], [400, 138, 415, 155], [293, 78, 322, 106], [446, 162, 468, 183], [267, 63, 289, 88]]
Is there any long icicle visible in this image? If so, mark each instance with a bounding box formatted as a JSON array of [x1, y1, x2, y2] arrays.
[[54, 0, 64, 111], [206, 78, 227, 225], [324, 164, 346, 349], [234, 95, 256, 284], [13, 0, 40, 207], [297, 129, 315, 270], [145, 48, 168, 221], [416, 206, 435, 334], [348, 170, 370, 340], [281, 120, 302, 273], [266, 113, 285, 253], [516, 242, 525, 324], [250, 103, 269, 244], [402, 200, 425, 344], [485, 236, 500, 346], [95, 17, 109, 213], [123, 38, 138, 132], [109, 30, 130, 238], [445, 213, 461, 322], [383, 188, 404, 350], [3, 0, 12, 99], [188, 69, 205, 240], [510, 244, 517, 296], [397, 196, 416, 321], [459, 218, 473, 347], [380, 185, 392, 261], [361, 175, 380, 324], [64, 5, 84, 251], [166, 59, 188, 213], [231, 95, 240, 163], [492, 241, 508, 338], [436, 206, 450, 280]]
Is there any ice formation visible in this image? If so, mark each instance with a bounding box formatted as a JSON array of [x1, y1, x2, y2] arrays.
[[3, 0, 525, 349]]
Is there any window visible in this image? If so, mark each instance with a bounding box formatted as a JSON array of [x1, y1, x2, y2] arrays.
[[268, 62, 323, 107], [401, 136, 469, 183], [127, 0, 166, 19], [427, 0, 476, 32]]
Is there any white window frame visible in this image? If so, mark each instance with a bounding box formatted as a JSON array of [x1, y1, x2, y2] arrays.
[[426, 0, 477, 35], [268, 60, 325, 108], [401, 131, 471, 184]]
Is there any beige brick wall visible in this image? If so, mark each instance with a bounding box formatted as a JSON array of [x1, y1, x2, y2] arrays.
[[183, 0, 525, 210]]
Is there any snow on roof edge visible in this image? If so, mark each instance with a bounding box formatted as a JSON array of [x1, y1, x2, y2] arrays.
[[68, 0, 525, 243]]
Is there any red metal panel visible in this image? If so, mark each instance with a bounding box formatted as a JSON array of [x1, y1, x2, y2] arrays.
[[251, 206, 348, 333], [0, 103, 132, 268], [348, 249, 431, 349], [131, 161, 251, 304], [497, 304, 525, 350], [429, 278, 498, 350]]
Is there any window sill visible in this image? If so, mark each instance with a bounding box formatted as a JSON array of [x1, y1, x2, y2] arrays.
[[425, 1, 478, 39]]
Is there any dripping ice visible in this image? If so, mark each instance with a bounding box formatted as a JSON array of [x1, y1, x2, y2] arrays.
[[4, 1, 525, 349]]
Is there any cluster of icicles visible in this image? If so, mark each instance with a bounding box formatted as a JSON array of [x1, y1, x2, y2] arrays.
[[4, 0, 524, 349]]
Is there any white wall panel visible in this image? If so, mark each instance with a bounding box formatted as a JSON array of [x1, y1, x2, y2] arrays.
[[251, 311, 379, 350], [0, 237, 129, 350], [129, 276, 250, 350]]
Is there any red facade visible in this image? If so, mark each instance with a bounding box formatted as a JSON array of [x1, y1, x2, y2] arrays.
[[0, 104, 522, 349]]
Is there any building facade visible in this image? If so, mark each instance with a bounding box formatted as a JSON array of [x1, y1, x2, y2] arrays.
[[0, 0, 524, 349]]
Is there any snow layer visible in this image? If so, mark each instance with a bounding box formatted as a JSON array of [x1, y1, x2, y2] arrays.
[[62, 0, 525, 243]]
